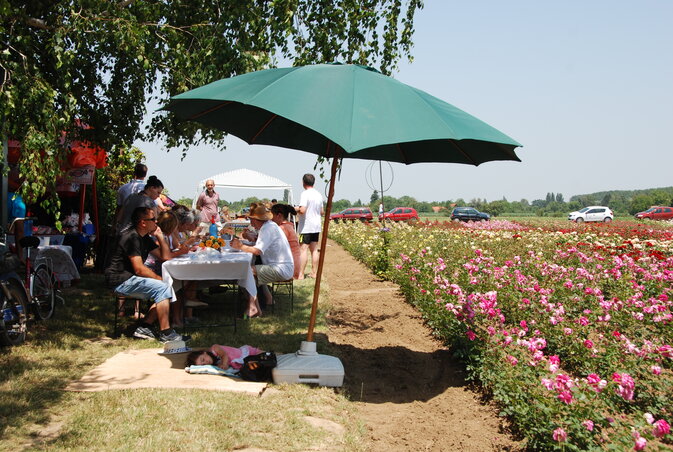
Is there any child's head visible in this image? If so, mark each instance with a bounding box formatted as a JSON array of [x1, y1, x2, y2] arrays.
[[186, 350, 216, 366]]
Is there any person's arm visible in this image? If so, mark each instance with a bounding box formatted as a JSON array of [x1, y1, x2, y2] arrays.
[[152, 227, 173, 261], [129, 255, 162, 280], [230, 237, 261, 255], [210, 344, 231, 368], [195, 192, 204, 210]]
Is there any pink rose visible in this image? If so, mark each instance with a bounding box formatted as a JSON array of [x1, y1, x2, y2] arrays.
[[653, 419, 670, 438], [651, 365, 661, 375], [466, 330, 476, 341], [587, 373, 601, 385], [582, 420, 594, 431], [634, 436, 647, 451], [584, 339, 594, 349], [506, 355, 518, 366], [541, 378, 554, 390], [552, 427, 567, 442], [557, 390, 573, 404], [644, 413, 655, 425]]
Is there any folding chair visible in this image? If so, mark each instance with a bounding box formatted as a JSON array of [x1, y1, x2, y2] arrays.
[[270, 279, 294, 313]]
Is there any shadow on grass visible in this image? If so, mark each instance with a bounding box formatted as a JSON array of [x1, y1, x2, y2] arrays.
[[0, 273, 330, 442]]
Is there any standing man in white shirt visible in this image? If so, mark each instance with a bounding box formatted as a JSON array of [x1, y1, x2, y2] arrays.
[[296, 173, 324, 279], [116, 163, 147, 216]]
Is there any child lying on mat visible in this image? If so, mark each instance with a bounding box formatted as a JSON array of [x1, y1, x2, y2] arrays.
[[185, 344, 263, 370]]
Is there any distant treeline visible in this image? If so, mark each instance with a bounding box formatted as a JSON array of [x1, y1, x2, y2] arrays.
[[175, 187, 673, 218]]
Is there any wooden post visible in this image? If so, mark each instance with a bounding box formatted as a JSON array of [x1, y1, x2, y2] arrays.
[[306, 153, 340, 342]]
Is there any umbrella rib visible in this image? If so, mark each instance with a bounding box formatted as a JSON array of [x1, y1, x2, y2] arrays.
[[250, 114, 278, 143], [396, 143, 409, 164], [448, 139, 478, 165], [189, 101, 234, 120]]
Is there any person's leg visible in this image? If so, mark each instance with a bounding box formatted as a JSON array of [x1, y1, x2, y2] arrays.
[[133, 299, 142, 319], [245, 293, 260, 318], [309, 241, 320, 278], [171, 298, 184, 327], [144, 304, 157, 324], [154, 299, 171, 330], [126, 276, 174, 329], [298, 242, 309, 279], [260, 284, 273, 306]]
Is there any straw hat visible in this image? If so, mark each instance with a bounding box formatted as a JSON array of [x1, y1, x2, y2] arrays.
[[248, 205, 273, 221], [158, 340, 192, 355]]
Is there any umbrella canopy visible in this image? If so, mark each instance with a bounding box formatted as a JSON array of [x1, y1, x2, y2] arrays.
[[163, 63, 521, 165], [162, 63, 522, 342]]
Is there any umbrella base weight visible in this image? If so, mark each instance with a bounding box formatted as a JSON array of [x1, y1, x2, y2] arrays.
[[272, 341, 344, 387]]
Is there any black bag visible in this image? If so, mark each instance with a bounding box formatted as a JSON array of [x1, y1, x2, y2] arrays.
[[239, 352, 277, 382]]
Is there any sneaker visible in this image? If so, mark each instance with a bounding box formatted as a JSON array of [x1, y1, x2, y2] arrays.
[[158, 329, 191, 343], [185, 299, 209, 308], [133, 326, 156, 340]]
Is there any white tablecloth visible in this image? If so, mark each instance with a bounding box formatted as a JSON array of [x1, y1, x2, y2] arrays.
[[161, 250, 257, 301]]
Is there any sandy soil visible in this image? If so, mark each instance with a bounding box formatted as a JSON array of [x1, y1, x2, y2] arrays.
[[321, 240, 522, 451]]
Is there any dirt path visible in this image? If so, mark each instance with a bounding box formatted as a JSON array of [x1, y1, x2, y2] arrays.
[[321, 240, 521, 451]]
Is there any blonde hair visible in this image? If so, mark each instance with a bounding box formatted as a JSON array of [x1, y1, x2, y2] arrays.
[[157, 211, 178, 235]]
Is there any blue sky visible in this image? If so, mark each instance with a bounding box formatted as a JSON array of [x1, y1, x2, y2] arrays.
[[137, 1, 673, 204]]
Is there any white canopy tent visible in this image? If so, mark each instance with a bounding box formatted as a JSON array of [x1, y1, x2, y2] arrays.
[[192, 168, 294, 209]]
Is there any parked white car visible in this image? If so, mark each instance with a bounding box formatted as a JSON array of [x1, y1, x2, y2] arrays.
[[568, 206, 614, 223]]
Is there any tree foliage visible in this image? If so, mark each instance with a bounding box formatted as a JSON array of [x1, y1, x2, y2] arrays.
[[1, 0, 423, 210]]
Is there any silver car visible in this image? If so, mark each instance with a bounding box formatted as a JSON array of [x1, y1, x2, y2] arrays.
[[568, 206, 614, 223]]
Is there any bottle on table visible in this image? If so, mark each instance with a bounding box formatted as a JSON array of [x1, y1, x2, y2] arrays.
[[209, 215, 219, 238]]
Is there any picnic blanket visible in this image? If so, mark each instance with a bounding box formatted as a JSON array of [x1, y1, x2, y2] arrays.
[[65, 348, 267, 395]]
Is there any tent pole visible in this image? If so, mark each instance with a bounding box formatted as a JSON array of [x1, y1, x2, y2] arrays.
[[306, 153, 340, 342]]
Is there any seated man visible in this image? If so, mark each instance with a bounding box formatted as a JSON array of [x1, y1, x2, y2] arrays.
[[230, 205, 294, 318], [104, 206, 187, 342]]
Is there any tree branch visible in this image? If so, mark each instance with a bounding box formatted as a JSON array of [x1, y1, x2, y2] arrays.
[[26, 0, 135, 29], [25, 17, 49, 30]]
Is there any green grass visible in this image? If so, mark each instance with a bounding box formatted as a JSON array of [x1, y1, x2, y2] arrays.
[[0, 272, 364, 451]]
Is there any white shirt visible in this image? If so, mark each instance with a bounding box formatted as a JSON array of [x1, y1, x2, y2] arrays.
[[254, 221, 294, 277], [117, 179, 145, 207], [298, 187, 323, 234]]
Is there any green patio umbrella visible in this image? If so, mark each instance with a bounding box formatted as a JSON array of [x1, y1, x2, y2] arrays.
[[163, 63, 522, 343]]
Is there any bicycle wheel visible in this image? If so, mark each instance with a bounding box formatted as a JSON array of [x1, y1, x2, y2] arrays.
[[0, 279, 29, 346], [31, 263, 56, 320]]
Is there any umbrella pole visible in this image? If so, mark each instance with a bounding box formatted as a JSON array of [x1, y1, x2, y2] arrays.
[[306, 155, 340, 342]]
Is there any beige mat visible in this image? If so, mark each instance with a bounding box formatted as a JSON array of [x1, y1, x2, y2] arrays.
[[65, 348, 267, 395]]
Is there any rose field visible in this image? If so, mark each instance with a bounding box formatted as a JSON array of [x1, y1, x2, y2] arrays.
[[329, 219, 673, 451]]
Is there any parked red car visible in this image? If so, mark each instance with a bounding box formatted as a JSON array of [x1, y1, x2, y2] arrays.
[[634, 206, 673, 221], [330, 207, 373, 223], [380, 207, 419, 222]]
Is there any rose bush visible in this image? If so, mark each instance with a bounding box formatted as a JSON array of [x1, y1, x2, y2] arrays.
[[330, 219, 673, 450]]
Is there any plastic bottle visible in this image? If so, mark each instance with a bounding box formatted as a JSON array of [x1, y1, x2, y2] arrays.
[[209, 215, 218, 238]]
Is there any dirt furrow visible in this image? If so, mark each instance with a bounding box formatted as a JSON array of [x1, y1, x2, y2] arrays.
[[322, 240, 521, 451]]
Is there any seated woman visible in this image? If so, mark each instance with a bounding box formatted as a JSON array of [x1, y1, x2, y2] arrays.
[[170, 206, 208, 316], [230, 205, 293, 318], [271, 203, 301, 280], [144, 211, 192, 327], [220, 205, 231, 223], [185, 344, 263, 370]]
